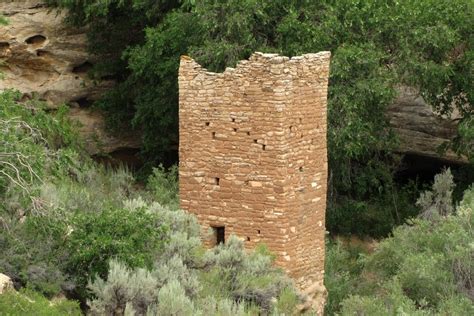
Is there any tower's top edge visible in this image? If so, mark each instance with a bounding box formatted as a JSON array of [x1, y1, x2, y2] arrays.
[[179, 51, 331, 76]]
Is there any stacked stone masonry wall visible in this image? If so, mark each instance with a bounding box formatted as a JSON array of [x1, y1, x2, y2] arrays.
[[178, 52, 330, 310]]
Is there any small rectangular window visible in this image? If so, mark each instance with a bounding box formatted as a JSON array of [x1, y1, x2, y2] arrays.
[[212, 226, 225, 245]]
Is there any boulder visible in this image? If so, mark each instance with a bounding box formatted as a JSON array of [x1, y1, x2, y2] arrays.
[[0, 273, 13, 294]]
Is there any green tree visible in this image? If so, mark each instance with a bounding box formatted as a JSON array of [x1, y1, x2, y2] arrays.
[[47, 0, 473, 234], [65, 207, 168, 298]]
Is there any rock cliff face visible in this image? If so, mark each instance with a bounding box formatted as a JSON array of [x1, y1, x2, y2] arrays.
[[0, 0, 140, 156], [388, 87, 466, 164], [0, 1, 464, 164]]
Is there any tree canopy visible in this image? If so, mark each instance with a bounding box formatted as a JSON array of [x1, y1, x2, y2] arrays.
[[47, 0, 473, 235]]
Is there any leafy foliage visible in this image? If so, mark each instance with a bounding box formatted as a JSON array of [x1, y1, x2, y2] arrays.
[[88, 196, 298, 314], [146, 164, 179, 208], [48, 0, 473, 160], [326, 179, 421, 237], [0, 90, 299, 313], [0, 90, 79, 215], [65, 206, 169, 298], [88, 234, 297, 315], [325, 171, 474, 315], [47, 0, 473, 235], [417, 168, 455, 219], [0, 288, 81, 316], [324, 240, 366, 315], [0, 91, 146, 299]]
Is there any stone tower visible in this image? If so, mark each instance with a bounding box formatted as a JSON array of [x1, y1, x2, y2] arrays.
[[178, 52, 330, 310]]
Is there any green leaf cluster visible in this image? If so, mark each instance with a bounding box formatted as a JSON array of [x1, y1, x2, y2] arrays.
[[325, 171, 474, 315], [147, 163, 179, 208], [0, 90, 81, 214], [65, 206, 169, 298]]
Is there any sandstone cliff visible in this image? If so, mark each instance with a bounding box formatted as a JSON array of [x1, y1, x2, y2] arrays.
[[388, 87, 466, 164], [0, 1, 465, 164], [0, 0, 140, 156]]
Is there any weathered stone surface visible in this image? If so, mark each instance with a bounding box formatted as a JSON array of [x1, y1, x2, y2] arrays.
[[68, 108, 141, 155], [0, 0, 140, 155], [0, 0, 106, 106], [388, 86, 466, 163], [179, 52, 331, 313], [0, 273, 13, 294]]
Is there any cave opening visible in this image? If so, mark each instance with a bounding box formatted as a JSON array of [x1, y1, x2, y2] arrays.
[[36, 49, 49, 57], [72, 61, 93, 74], [25, 35, 46, 45], [73, 97, 94, 108], [0, 42, 9, 51], [394, 153, 472, 202]]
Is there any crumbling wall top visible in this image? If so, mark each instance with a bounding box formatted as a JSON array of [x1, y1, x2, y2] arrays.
[[180, 51, 331, 77]]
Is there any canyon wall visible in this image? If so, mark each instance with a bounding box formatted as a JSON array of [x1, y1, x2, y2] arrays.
[[0, 0, 140, 156], [388, 86, 465, 163]]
